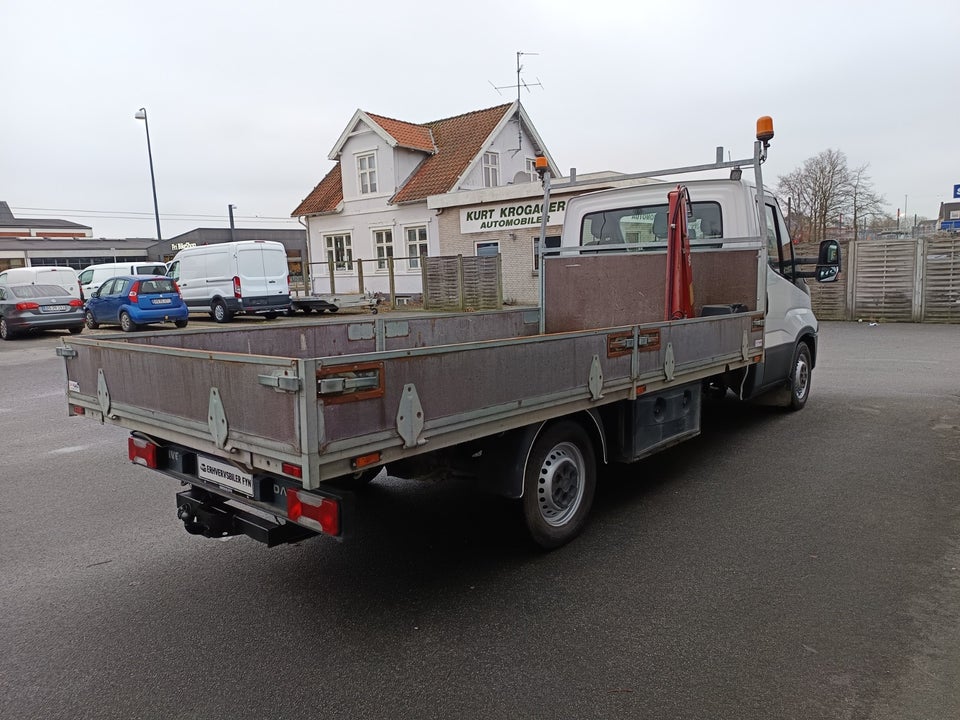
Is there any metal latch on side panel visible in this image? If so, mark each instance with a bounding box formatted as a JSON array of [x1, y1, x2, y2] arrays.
[[257, 372, 301, 393], [317, 362, 384, 404], [208, 387, 229, 449], [396, 383, 425, 448], [56, 346, 77, 359]]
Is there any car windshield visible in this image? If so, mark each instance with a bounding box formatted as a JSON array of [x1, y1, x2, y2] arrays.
[[139, 278, 177, 294], [9, 284, 69, 298]]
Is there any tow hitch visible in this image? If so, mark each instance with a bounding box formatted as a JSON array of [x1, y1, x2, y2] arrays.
[[175, 488, 315, 547]]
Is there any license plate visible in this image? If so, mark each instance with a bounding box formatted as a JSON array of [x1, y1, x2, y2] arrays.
[[152, 297, 172, 305], [197, 456, 254, 496], [41, 305, 69, 313]]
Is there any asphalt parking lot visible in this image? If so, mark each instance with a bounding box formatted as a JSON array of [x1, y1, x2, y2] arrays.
[[2, 320, 959, 720]]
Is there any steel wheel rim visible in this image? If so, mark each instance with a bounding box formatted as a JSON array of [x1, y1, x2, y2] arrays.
[[794, 354, 809, 400], [537, 441, 586, 527]]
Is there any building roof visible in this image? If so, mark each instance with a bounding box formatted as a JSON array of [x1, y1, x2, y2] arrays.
[[0, 201, 91, 230], [938, 201, 960, 219], [292, 163, 343, 217], [364, 112, 436, 153], [292, 103, 519, 217], [391, 104, 513, 204], [0, 237, 156, 252]]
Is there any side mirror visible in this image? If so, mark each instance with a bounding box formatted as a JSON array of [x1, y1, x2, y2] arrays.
[[816, 239, 841, 283]]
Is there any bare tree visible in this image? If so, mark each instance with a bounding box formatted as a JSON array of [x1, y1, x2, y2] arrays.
[[776, 150, 884, 243]]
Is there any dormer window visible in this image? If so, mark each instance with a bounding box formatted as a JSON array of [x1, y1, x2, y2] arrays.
[[357, 152, 378, 194], [482, 151, 500, 188]]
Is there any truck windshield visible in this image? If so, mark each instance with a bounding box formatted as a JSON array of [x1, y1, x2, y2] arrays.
[[581, 201, 722, 247]]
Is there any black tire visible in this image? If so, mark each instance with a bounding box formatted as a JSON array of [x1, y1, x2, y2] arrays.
[[119, 311, 137, 333], [788, 343, 813, 411], [68, 326, 83, 335], [212, 300, 233, 323], [264, 312, 277, 320], [84, 310, 99, 330], [174, 319, 188, 329], [328, 306, 339, 313], [521, 420, 597, 550], [0, 317, 15, 340]]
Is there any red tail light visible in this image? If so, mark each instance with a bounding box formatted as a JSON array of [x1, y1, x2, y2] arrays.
[[172, 280, 181, 296], [15, 302, 40, 311], [128, 436, 159, 468], [286, 489, 340, 536], [233, 276, 241, 299], [128, 280, 141, 303], [69, 299, 84, 307]]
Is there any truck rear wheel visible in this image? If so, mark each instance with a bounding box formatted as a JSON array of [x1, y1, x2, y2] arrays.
[[521, 421, 597, 550]]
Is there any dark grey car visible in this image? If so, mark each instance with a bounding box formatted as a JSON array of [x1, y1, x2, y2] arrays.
[[0, 283, 85, 340]]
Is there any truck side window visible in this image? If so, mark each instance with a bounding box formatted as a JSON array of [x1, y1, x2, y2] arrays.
[[764, 203, 796, 279]]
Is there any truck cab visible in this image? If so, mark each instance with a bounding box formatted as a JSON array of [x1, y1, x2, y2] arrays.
[[558, 176, 837, 409]]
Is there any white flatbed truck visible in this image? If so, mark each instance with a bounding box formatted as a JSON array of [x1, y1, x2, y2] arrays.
[[58, 118, 840, 549]]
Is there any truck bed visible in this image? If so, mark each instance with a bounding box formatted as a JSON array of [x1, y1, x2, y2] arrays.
[[60, 303, 763, 490]]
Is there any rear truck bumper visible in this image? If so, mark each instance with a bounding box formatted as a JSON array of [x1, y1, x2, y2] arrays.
[[128, 435, 352, 545]]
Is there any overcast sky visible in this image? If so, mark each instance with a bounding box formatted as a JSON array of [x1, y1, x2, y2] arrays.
[[3, 0, 957, 239]]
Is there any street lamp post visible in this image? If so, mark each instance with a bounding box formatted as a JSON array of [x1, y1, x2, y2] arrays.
[[228, 204, 237, 243], [134, 108, 162, 241]]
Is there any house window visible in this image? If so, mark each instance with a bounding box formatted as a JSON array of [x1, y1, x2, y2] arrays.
[[525, 157, 538, 182], [476, 241, 500, 257], [532, 236, 561, 271], [482, 152, 500, 188], [406, 226, 428, 269], [357, 153, 377, 194], [324, 233, 353, 271], [374, 229, 394, 270]]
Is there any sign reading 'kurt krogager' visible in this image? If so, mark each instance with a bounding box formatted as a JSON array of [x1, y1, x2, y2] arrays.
[[460, 200, 567, 234]]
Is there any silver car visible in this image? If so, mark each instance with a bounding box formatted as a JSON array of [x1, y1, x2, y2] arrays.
[[0, 283, 85, 340]]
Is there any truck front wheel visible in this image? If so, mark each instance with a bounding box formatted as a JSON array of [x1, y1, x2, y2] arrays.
[[521, 421, 597, 550], [788, 342, 812, 411]]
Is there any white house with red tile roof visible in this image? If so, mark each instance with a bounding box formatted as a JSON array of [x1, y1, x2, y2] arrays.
[[291, 101, 559, 295]]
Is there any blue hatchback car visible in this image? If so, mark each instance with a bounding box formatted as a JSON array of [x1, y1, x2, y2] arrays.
[[84, 275, 189, 332]]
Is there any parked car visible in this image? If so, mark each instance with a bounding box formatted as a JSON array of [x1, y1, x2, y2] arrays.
[[77, 262, 168, 300], [0, 283, 85, 340], [84, 275, 189, 332], [0, 267, 81, 298]]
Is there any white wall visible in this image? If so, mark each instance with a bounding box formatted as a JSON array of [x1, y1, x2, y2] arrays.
[[459, 118, 537, 190], [305, 204, 438, 295]]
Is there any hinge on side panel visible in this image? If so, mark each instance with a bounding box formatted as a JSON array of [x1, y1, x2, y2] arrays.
[[208, 388, 229, 450], [588, 354, 604, 400], [742, 330, 751, 361], [257, 373, 301, 392], [97, 369, 111, 417], [664, 343, 676, 382], [396, 383, 425, 449], [56, 346, 77, 359]]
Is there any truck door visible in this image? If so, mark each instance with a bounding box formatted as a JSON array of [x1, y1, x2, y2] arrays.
[[762, 201, 816, 383]]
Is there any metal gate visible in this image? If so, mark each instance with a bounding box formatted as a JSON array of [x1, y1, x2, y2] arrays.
[[802, 236, 959, 323], [850, 239, 919, 321], [922, 237, 960, 322]]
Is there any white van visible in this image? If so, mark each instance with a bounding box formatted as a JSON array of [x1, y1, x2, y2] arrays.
[[0, 266, 80, 298], [166, 240, 290, 322], [77, 261, 168, 300]]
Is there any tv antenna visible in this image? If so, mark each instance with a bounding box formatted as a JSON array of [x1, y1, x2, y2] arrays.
[[489, 51, 543, 154]]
